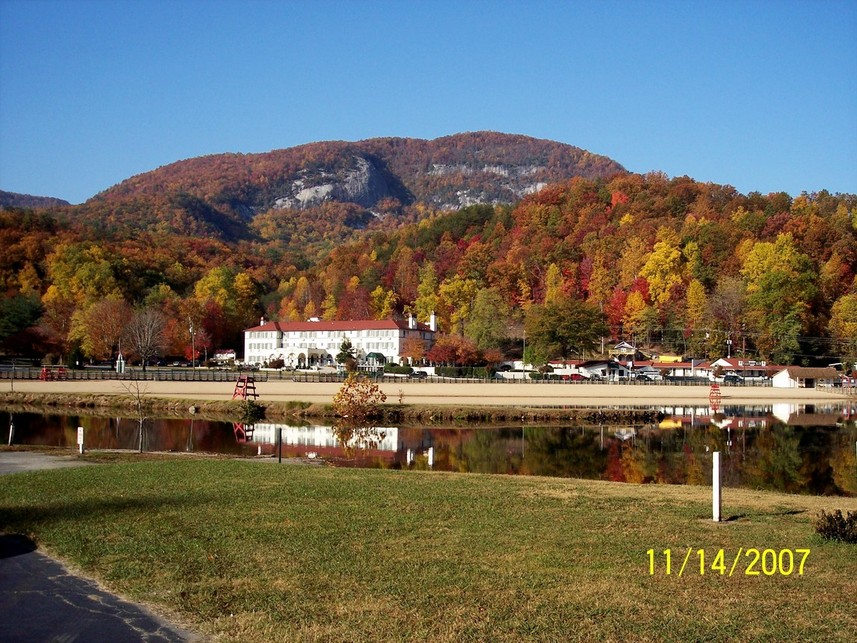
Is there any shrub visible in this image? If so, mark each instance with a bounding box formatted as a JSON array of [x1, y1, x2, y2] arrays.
[[332, 373, 387, 422], [435, 366, 492, 379], [240, 399, 265, 424], [383, 364, 413, 375], [813, 510, 857, 543]]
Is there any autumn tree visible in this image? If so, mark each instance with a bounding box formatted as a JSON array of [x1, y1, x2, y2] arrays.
[[44, 242, 123, 307], [125, 308, 168, 371], [336, 337, 357, 371], [388, 245, 420, 304], [438, 274, 479, 335], [369, 285, 397, 320], [684, 279, 708, 356], [464, 287, 510, 350], [69, 296, 133, 361], [401, 336, 427, 365], [639, 228, 683, 310], [618, 237, 649, 289], [524, 296, 608, 366], [741, 234, 817, 362], [829, 293, 857, 363], [706, 276, 746, 347], [414, 262, 439, 327], [586, 250, 614, 308], [427, 334, 480, 366], [332, 373, 387, 423], [0, 293, 43, 354], [544, 263, 564, 304], [38, 288, 77, 362], [622, 291, 649, 341]]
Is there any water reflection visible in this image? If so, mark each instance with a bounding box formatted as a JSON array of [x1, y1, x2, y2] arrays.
[[7, 413, 249, 455], [4, 403, 856, 496]]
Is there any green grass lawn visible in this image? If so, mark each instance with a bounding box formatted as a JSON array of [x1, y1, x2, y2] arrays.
[[1, 458, 856, 642]]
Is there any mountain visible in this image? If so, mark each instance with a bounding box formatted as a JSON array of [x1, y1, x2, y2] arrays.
[[77, 132, 626, 242], [0, 190, 70, 210]]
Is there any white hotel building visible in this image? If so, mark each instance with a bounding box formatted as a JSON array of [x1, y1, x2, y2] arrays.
[[243, 314, 437, 368]]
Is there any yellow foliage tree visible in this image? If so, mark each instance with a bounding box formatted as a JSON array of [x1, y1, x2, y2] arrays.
[[639, 229, 683, 308], [544, 263, 563, 305]]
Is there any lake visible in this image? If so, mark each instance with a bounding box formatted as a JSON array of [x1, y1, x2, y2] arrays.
[[4, 402, 856, 496]]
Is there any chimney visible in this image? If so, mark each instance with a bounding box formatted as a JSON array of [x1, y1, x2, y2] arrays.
[[260, 316, 266, 326], [408, 313, 416, 329], [429, 311, 437, 332]]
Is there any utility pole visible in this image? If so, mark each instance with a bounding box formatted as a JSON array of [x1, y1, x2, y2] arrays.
[[188, 317, 196, 369]]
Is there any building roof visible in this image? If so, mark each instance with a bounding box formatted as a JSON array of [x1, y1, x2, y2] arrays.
[[775, 367, 839, 380], [246, 319, 433, 333]]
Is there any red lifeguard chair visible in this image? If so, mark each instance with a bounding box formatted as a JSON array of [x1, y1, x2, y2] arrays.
[[709, 383, 722, 412], [233, 375, 258, 400], [233, 422, 255, 443]]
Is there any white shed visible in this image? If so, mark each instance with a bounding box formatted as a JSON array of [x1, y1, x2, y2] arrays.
[[771, 367, 839, 389]]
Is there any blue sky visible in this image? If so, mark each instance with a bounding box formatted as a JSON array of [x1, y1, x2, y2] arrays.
[[1, 0, 855, 205]]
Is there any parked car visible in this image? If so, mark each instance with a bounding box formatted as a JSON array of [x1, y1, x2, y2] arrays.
[[408, 370, 428, 379], [723, 374, 744, 385], [632, 372, 658, 382]]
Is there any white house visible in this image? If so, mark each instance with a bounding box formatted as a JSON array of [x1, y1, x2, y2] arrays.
[[214, 349, 236, 364], [710, 357, 775, 381], [771, 367, 839, 389], [243, 314, 436, 368]]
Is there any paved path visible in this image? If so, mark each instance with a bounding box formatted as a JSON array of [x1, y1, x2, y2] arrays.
[[0, 451, 92, 475], [0, 452, 203, 642]]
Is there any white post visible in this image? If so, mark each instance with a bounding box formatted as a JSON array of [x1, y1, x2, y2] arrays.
[[712, 451, 721, 522], [427, 447, 434, 468], [77, 426, 85, 455]]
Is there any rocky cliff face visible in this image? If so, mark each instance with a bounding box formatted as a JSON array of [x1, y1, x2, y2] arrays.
[[273, 156, 395, 210]]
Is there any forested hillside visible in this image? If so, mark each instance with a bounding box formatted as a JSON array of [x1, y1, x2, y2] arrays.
[[70, 132, 625, 260], [1, 152, 855, 369], [0, 190, 70, 210]]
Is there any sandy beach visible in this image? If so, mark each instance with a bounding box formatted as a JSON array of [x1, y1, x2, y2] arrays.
[[4, 378, 851, 408]]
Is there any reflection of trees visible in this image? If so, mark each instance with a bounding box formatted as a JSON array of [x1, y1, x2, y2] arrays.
[[332, 421, 387, 457], [605, 443, 625, 481], [683, 444, 706, 485], [621, 443, 657, 483], [522, 428, 606, 479], [796, 427, 840, 495], [744, 428, 808, 493], [830, 433, 857, 496], [331, 373, 388, 458], [461, 429, 520, 474]]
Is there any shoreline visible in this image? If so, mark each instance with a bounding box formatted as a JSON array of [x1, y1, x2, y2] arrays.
[[1, 380, 852, 425], [1, 378, 849, 406]]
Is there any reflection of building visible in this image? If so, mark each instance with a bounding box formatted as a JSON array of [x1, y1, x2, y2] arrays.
[[251, 424, 400, 451], [771, 403, 848, 425], [243, 315, 436, 368]]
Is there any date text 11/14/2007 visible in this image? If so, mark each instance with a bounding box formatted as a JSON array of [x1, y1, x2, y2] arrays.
[[647, 548, 810, 577]]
